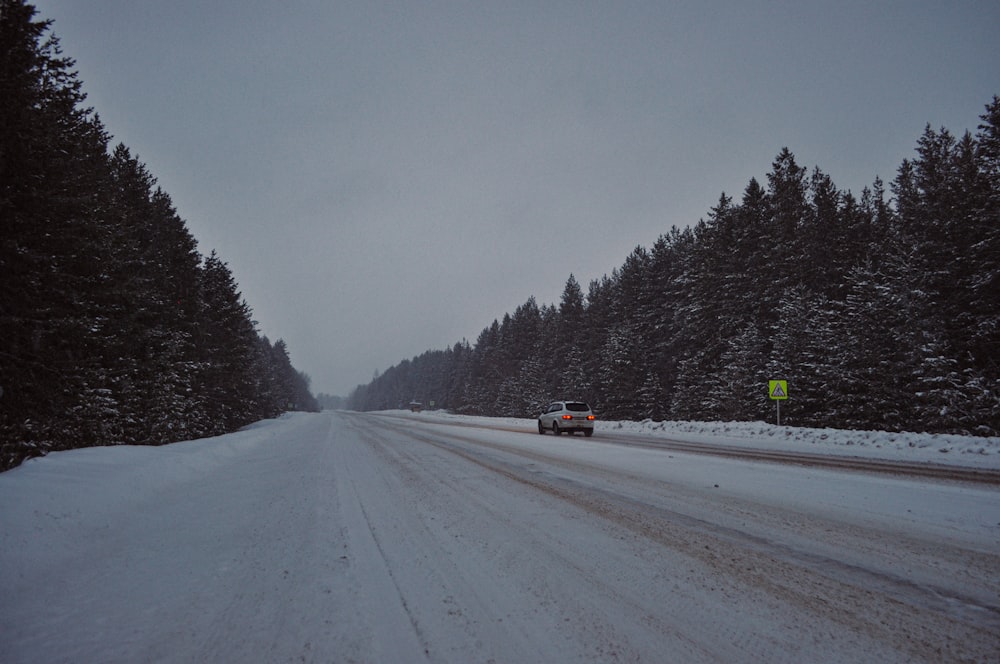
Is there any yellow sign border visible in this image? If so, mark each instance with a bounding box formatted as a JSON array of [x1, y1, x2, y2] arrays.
[[768, 380, 788, 400]]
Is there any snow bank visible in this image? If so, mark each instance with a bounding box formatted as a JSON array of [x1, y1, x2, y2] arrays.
[[383, 410, 1000, 469]]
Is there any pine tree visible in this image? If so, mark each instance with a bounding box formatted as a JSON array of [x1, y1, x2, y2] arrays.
[[555, 275, 585, 353], [101, 145, 206, 443], [1, 3, 319, 469], [195, 252, 260, 431], [1, 0, 115, 465], [348, 98, 998, 437]]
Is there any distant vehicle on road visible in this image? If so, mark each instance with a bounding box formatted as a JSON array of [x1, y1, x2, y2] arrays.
[[538, 401, 595, 436]]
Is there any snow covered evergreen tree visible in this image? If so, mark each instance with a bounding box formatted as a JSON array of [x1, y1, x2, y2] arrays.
[[1, 0, 115, 465], [351, 99, 998, 438]]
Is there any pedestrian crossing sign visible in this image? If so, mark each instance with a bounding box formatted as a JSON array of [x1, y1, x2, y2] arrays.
[[768, 380, 788, 400]]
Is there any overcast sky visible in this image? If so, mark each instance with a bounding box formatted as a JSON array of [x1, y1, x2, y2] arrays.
[[33, 0, 1000, 397]]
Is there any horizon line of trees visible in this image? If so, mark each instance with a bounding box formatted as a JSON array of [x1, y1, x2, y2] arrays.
[[1, 1, 318, 471], [349, 96, 1000, 437], [315, 393, 347, 410]]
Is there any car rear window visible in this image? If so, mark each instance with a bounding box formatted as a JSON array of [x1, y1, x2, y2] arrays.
[[566, 402, 590, 412]]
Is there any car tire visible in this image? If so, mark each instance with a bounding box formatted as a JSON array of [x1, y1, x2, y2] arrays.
[[584, 429, 593, 437], [552, 422, 561, 435], [537, 420, 545, 434]]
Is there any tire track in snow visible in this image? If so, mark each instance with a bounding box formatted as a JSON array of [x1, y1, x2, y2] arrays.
[[372, 411, 1000, 484], [333, 418, 432, 661], [338, 415, 594, 662], [365, 413, 1000, 662], [343, 414, 878, 660]]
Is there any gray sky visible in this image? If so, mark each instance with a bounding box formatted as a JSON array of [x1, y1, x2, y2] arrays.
[[33, 0, 1000, 397]]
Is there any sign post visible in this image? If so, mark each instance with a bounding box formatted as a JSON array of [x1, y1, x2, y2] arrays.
[[768, 380, 788, 425]]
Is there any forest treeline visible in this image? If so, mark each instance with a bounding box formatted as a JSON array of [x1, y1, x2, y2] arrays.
[[350, 98, 1000, 437], [1, 2, 317, 471]]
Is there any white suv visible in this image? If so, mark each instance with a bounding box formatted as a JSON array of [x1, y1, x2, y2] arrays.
[[537, 401, 595, 436]]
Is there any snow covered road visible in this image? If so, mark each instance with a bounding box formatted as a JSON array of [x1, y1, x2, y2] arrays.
[[2, 411, 998, 662]]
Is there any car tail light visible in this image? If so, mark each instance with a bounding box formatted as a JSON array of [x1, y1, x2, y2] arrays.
[[562, 414, 573, 420], [586, 415, 595, 420]]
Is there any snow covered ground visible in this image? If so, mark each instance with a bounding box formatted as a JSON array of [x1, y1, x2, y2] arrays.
[[1, 411, 998, 663], [408, 409, 1000, 468]]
